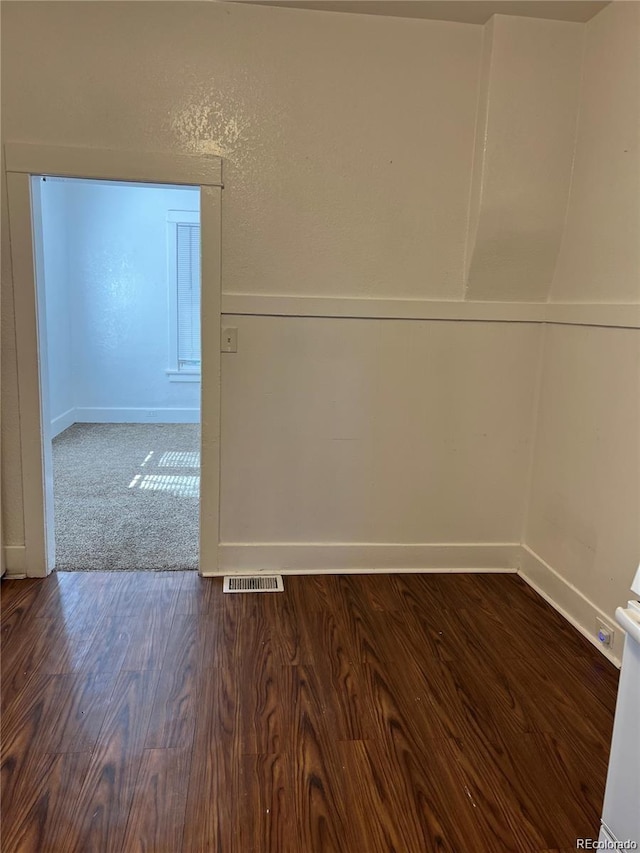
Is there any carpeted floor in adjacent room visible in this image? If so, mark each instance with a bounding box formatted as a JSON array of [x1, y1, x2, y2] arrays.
[[52, 423, 199, 570]]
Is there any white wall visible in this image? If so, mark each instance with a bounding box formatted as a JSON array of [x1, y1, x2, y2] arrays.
[[523, 2, 640, 663], [39, 178, 74, 433], [523, 326, 640, 662], [1, 2, 481, 302], [550, 1, 640, 304], [38, 178, 201, 431], [465, 15, 584, 301], [221, 317, 541, 561]]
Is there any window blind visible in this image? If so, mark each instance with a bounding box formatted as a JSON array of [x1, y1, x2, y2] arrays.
[[176, 223, 201, 369]]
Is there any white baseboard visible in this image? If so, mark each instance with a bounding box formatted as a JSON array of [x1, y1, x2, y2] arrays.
[[51, 407, 76, 438], [212, 542, 520, 576], [4, 532, 620, 668], [518, 545, 622, 667], [215, 541, 624, 667], [73, 407, 200, 424], [2, 545, 28, 579]]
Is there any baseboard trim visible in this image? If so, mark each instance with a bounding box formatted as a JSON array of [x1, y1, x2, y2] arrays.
[[51, 407, 76, 438], [74, 407, 200, 424], [518, 545, 622, 667], [212, 542, 520, 576], [215, 542, 624, 667], [5, 534, 621, 666], [2, 545, 28, 579]]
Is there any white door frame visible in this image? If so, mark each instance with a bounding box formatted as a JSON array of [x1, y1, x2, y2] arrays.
[[4, 142, 223, 577]]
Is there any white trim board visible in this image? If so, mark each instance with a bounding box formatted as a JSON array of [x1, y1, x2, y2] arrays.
[[51, 408, 76, 439], [518, 545, 623, 667], [3, 532, 624, 667], [213, 542, 520, 575], [4, 143, 223, 188], [222, 294, 546, 322], [546, 302, 640, 329], [215, 540, 624, 668], [2, 545, 28, 579], [213, 566, 517, 578], [221, 293, 640, 329], [51, 407, 201, 437], [5, 141, 223, 578], [72, 407, 200, 424]]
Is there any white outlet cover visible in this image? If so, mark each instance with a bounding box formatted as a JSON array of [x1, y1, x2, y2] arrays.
[[596, 619, 615, 647]]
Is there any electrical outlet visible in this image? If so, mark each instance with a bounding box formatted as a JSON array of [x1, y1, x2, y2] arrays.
[[596, 618, 615, 649], [221, 327, 237, 353]]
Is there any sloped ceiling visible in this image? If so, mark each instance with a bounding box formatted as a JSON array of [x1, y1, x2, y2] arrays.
[[226, 1, 610, 25]]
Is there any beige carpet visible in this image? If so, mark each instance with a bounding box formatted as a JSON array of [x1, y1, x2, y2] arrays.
[[52, 423, 199, 571]]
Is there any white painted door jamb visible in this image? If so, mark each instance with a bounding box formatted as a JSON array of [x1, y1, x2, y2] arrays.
[[4, 143, 223, 577]]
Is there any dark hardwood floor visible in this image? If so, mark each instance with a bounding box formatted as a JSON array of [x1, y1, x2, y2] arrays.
[[1, 570, 619, 852]]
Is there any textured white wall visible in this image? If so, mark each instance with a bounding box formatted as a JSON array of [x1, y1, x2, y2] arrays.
[[221, 316, 542, 545], [1, 1, 481, 300], [59, 179, 200, 416], [550, 1, 640, 304], [525, 326, 640, 620], [36, 179, 201, 427], [524, 2, 640, 654], [465, 15, 584, 301]]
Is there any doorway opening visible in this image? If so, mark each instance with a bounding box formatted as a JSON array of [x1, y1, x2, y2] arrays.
[[32, 176, 201, 571]]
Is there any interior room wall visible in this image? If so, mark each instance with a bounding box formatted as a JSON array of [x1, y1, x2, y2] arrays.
[[38, 178, 74, 435], [38, 178, 201, 429], [220, 316, 542, 570], [523, 1, 640, 663], [65, 179, 201, 423], [523, 326, 640, 661], [464, 14, 584, 302], [549, 1, 640, 304], [0, 2, 481, 302]]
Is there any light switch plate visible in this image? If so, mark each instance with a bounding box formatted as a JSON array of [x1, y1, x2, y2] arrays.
[[221, 327, 237, 353]]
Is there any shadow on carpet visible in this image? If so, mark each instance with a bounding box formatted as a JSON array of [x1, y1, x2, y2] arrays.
[[52, 423, 199, 571]]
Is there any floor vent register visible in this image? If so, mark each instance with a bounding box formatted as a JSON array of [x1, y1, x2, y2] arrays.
[[223, 575, 284, 593]]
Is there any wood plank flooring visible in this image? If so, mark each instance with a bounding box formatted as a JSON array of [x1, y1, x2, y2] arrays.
[[1, 571, 619, 852]]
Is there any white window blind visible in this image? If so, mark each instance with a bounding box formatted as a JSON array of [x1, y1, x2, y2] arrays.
[[176, 223, 201, 370]]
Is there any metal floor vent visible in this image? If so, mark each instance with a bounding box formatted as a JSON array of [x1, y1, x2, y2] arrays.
[[223, 575, 284, 593]]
